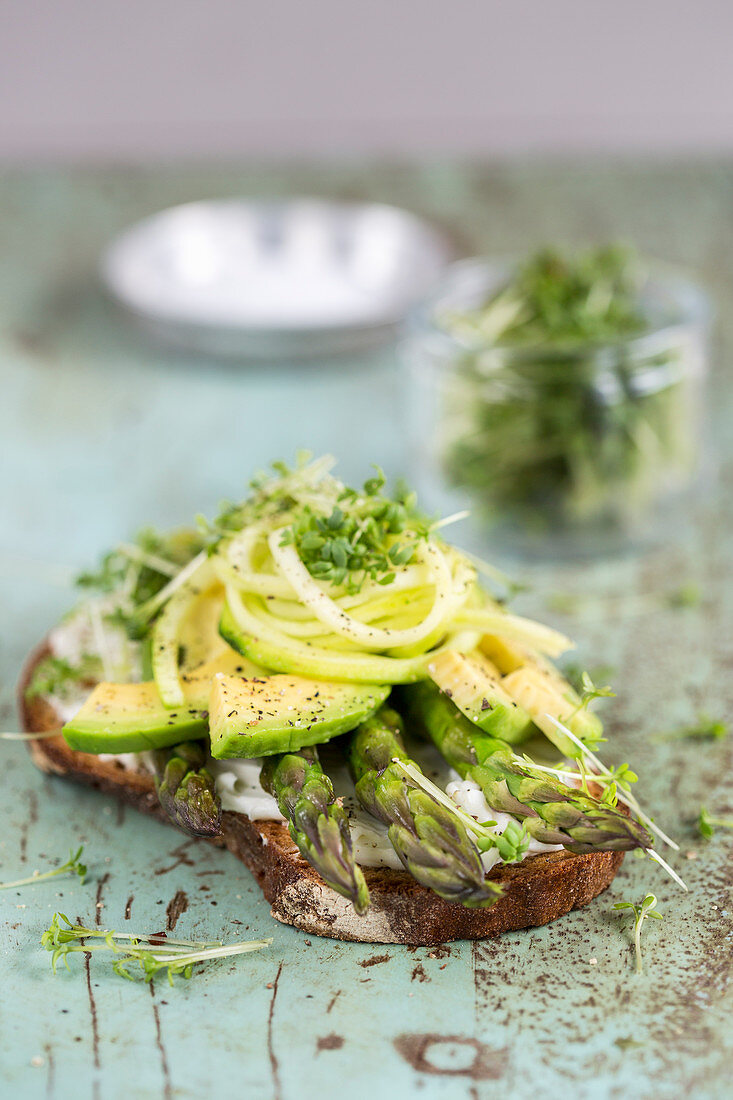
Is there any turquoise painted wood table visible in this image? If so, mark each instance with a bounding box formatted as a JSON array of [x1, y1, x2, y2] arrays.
[[1, 164, 732, 1100]]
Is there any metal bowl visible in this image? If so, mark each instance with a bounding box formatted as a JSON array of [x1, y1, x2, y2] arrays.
[[101, 198, 453, 358]]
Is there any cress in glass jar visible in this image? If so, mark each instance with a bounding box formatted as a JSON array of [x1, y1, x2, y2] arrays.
[[405, 247, 710, 556]]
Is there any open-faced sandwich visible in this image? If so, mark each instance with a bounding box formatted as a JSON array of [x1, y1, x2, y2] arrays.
[[20, 455, 667, 945]]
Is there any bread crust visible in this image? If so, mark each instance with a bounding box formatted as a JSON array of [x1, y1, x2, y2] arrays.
[[19, 643, 624, 945]]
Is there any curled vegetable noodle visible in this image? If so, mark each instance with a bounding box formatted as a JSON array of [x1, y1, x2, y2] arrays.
[[123, 457, 573, 698]]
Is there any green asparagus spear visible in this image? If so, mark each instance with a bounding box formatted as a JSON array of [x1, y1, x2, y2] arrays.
[[153, 742, 222, 838], [402, 683, 652, 853], [260, 748, 370, 915], [348, 707, 503, 908]]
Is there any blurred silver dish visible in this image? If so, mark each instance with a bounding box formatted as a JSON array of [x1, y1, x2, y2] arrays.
[[102, 198, 453, 358]]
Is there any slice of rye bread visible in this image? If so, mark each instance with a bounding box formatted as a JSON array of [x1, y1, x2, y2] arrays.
[[19, 643, 624, 946]]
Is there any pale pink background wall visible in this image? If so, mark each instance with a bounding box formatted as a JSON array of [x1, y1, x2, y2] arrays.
[[2, 0, 732, 160]]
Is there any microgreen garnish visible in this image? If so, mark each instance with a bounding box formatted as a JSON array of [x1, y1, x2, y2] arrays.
[[562, 663, 616, 696], [600, 782, 619, 807], [536, 717, 688, 889], [41, 913, 271, 985], [0, 847, 86, 890], [439, 245, 680, 528], [654, 714, 729, 743], [600, 761, 638, 791], [562, 671, 614, 751], [447, 244, 646, 347], [77, 527, 205, 639], [697, 806, 733, 839], [577, 671, 616, 710], [197, 454, 432, 595], [24, 654, 100, 701], [279, 468, 430, 593], [77, 528, 200, 596], [613, 894, 663, 974]]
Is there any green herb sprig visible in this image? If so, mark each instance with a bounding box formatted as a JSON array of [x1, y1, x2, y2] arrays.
[[77, 527, 205, 639], [563, 671, 614, 753], [448, 244, 646, 347], [601, 761, 638, 791], [569, 755, 636, 803], [25, 655, 100, 701], [562, 662, 616, 694], [613, 893, 663, 974], [41, 913, 271, 985], [438, 243, 697, 532], [198, 455, 432, 594], [280, 467, 430, 593], [0, 847, 86, 890], [697, 806, 733, 839], [577, 671, 616, 710], [525, 719, 685, 871]]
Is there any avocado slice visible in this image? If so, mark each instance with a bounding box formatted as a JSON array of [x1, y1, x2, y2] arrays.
[[63, 681, 208, 754], [179, 649, 261, 707], [427, 649, 535, 745], [502, 665, 602, 756], [479, 634, 533, 675], [209, 673, 390, 758], [62, 649, 261, 754], [480, 634, 604, 756]]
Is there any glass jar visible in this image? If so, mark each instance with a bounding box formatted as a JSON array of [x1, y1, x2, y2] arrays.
[[404, 258, 710, 556]]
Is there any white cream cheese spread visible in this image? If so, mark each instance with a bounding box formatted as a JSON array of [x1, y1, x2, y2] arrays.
[[47, 599, 143, 721], [209, 756, 404, 870]]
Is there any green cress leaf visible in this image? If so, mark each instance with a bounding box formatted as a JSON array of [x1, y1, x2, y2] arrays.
[[24, 655, 100, 701], [280, 470, 430, 594], [439, 243, 696, 532], [41, 913, 271, 985], [697, 806, 733, 839], [77, 527, 206, 640], [613, 893, 663, 974]]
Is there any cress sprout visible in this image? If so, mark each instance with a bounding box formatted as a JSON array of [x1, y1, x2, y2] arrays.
[[613, 893, 663, 974]]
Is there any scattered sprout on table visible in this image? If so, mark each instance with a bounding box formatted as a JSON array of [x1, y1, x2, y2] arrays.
[[613, 893, 663, 974], [0, 847, 86, 890], [654, 715, 728, 743], [697, 806, 733, 839], [41, 912, 272, 985]]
